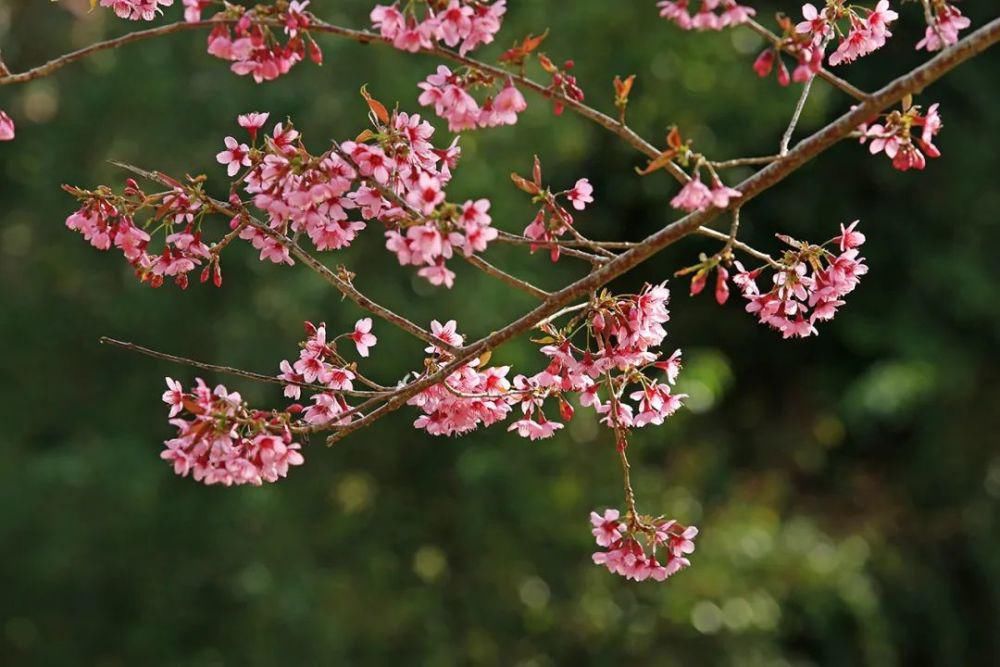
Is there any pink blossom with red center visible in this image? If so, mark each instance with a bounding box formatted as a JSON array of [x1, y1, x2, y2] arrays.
[[916, 2, 971, 51], [372, 1, 507, 56], [181, 0, 210, 22], [859, 102, 943, 171], [238, 111, 270, 141], [350, 318, 378, 358], [566, 178, 594, 211], [216, 136, 251, 177]]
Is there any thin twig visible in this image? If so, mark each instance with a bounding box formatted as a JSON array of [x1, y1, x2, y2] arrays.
[[695, 226, 781, 268], [495, 231, 608, 264], [709, 155, 781, 169], [99, 336, 387, 398], [780, 76, 814, 155], [462, 254, 550, 300]]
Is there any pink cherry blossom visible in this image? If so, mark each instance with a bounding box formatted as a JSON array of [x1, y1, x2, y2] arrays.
[[0, 110, 14, 141], [350, 318, 377, 357], [181, 0, 210, 22], [566, 178, 594, 211], [162, 377, 185, 417], [238, 112, 270, 140], [670, 175, 712, 212], [916, 3, 971, 52], [216, 136, 251, 177]]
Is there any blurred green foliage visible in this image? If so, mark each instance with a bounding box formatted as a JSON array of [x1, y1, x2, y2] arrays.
[[1, 1, 999, 665]]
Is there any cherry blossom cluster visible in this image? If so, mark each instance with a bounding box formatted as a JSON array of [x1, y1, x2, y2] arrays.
[[63, 178, 220, 289], [370, 1, 507, 56], [217, 103, 498, 287], [160, 377, 304, 486], [510, 158, 595, 262], [417, 65, 527, 132], [407, 320, 515, 436], [0, 110, 13, 141], [277, 321, 375, 427], [731, 221, 868, 338], [591, 509, 698, 582], [656, 0, 756, 31], [858, 101, 943, 171], [407, 281, 686, 444], [201, 1, 323, 83], [99, 0, 174, 22], [917, 1, 971, 51], [642, 127, 742, 213], [752, 1, 898, 86]]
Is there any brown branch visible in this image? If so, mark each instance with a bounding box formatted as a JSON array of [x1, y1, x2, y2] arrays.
[[320, 17, 1000, 444], [495, 231, 608, 264], [99, 336, 387, 398], [780, 75, 814, 155], [461, 254, 550, 300]]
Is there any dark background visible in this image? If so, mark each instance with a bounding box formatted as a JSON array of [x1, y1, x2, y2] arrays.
[[1, 1, 998, 665]]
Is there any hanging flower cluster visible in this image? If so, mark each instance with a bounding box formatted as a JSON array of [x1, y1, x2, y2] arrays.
[[752, 1, 899, 86], [161, 377, 305, 486], [656, 0, 756, 31], [201, 1, 323, 82], [638, 127, 742, 213], [510, 157, 596, 262], [418, 65, 527, 132], [917, 1, 971, 51], [63, 177, 219, 289], [730, 221, 868, 338], [371, 1, 507, 55], [858, 101, 943, 171], [591, 509, 698, 582]]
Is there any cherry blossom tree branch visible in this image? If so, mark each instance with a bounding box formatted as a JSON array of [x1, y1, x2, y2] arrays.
[[461, 254, 551, 300], [110, 160, 464, 355], [99, 336, 387, 397], [495, 231, 609, 264], [318, 16, 1000, 444]]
